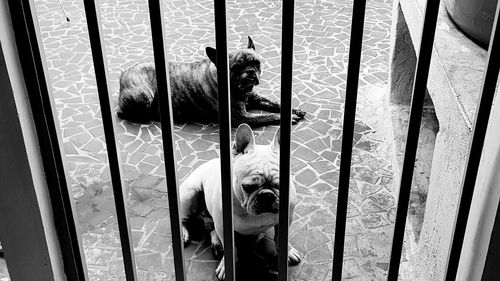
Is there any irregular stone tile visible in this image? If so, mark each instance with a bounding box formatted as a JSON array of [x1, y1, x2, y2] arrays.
[[295, 169, 318, 186], [310, 182, 333, 194], [305, 228, 330, 250], [136, 253, 163, 271], [64, 141, 79, 155], [132, 175, 162, 189], [69, 131, 92, 148], [310, 160, 335, 174], [294, 146, 320, 162], [297, 263, 329, 281], [320, 150, 339, 162], [294, 128, 320, 142], [196, 150, 218, 161], [360, 213, 389, 229], [138, 161, 156, 174], [319, 171, 339, 187], [306, 138, 329, 153], [307, 245, 332, 263], [309, 209, 334, 227], [295, 203, 321, 218], [143, 232, 172, 252], [369, 191, 396, 210], [191, 139, 212, 151]]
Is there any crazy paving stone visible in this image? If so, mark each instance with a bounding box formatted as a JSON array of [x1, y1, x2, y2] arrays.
[[369, 191, 396, 210], [82, 139, 104, 153], [295, 169, 318, 186], [136, 253, 163, 271], [294, 128, 321, 142], [361, 200, 387, 214], [306, 138, 329, 153], [309, 209, 334, 227], [310, 160, 335, 174], [360, 213, 389, 229], [138, 161, 156, 174], [64, 141, 79, 155], [143, 232, 172, 252], [297, 263, 330, 281], [294, 146, 320, 162], [305, 228, 331, 251], [132, 175, 161, 189], [307, 245, 333, 263], [190, 138, 213, 151], [196, 150, 218, 161]]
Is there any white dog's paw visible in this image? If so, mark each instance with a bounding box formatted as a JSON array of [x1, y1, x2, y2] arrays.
[[181, 224, 190, 246], [215, 257, 225, 280], [210, 230, 224, 260], [288, 245, 301, 265]]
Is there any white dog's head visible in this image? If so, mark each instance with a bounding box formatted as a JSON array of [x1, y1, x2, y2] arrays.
[[231, 124, 282, 216]]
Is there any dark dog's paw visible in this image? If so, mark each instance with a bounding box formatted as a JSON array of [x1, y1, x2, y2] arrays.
[[292, 108, 306, 119], [292, 114, 302, 124]]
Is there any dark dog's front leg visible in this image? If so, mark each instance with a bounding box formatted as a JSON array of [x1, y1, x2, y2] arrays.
[[232, 112, 281, 127], [232, 110, 303, 127], [247, 92, 281, 113], [232, 100, 303, 127], [247, 92, 306, 120]]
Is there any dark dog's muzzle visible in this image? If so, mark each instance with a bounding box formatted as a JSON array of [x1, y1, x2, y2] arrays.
[[250, 74, 260, 85], [240, 72, 260, 87]]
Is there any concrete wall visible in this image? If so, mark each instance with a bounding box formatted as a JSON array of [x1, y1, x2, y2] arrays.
[[457, 85, 500, 281], [0, 0, 66, 280], [388, 1, 499, 280]]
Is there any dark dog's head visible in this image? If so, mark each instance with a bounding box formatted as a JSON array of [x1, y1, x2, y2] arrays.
[[206, 36, 261, 93]]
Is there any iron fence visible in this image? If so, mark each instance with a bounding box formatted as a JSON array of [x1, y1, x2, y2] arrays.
[[5, 0, 500, 280]]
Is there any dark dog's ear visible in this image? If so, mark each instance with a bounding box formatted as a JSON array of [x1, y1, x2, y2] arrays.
[[271, 128, 280, 153], [233, 124, 255, 155], [206, 47, 217, 65], [247, 36, 255, 50]]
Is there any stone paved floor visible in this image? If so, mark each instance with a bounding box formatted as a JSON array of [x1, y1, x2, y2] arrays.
[[2, 0, 398, 280]]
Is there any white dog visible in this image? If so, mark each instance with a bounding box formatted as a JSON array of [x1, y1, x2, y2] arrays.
[[179, 124, 301, 280]]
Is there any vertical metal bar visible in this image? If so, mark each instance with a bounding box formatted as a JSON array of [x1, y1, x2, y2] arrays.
[[387, 0, 441, 280], [147, 1, 186, 280], [81, 1, 137, 280], [7, 0, 88, 280], [213, 0, 235, 280], [278, 0, 295, 279], [331, 0, 367, 280], [444, 2, 500, 280]]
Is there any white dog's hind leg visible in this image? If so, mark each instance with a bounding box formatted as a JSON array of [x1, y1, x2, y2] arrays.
[[179, 177, 203, 246]]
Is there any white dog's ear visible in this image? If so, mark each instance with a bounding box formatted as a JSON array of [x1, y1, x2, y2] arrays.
[[206, 47, 217, 65], [247, 36, 255, 50], [233, 124, 255, 155], [271, 128, 280, 153]]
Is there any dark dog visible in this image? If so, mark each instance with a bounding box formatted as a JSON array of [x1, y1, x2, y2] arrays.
[[117, 36, 306, 127]]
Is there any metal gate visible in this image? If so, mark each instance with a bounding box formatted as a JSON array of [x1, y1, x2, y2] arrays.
[[4, 0, 500, 280]]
